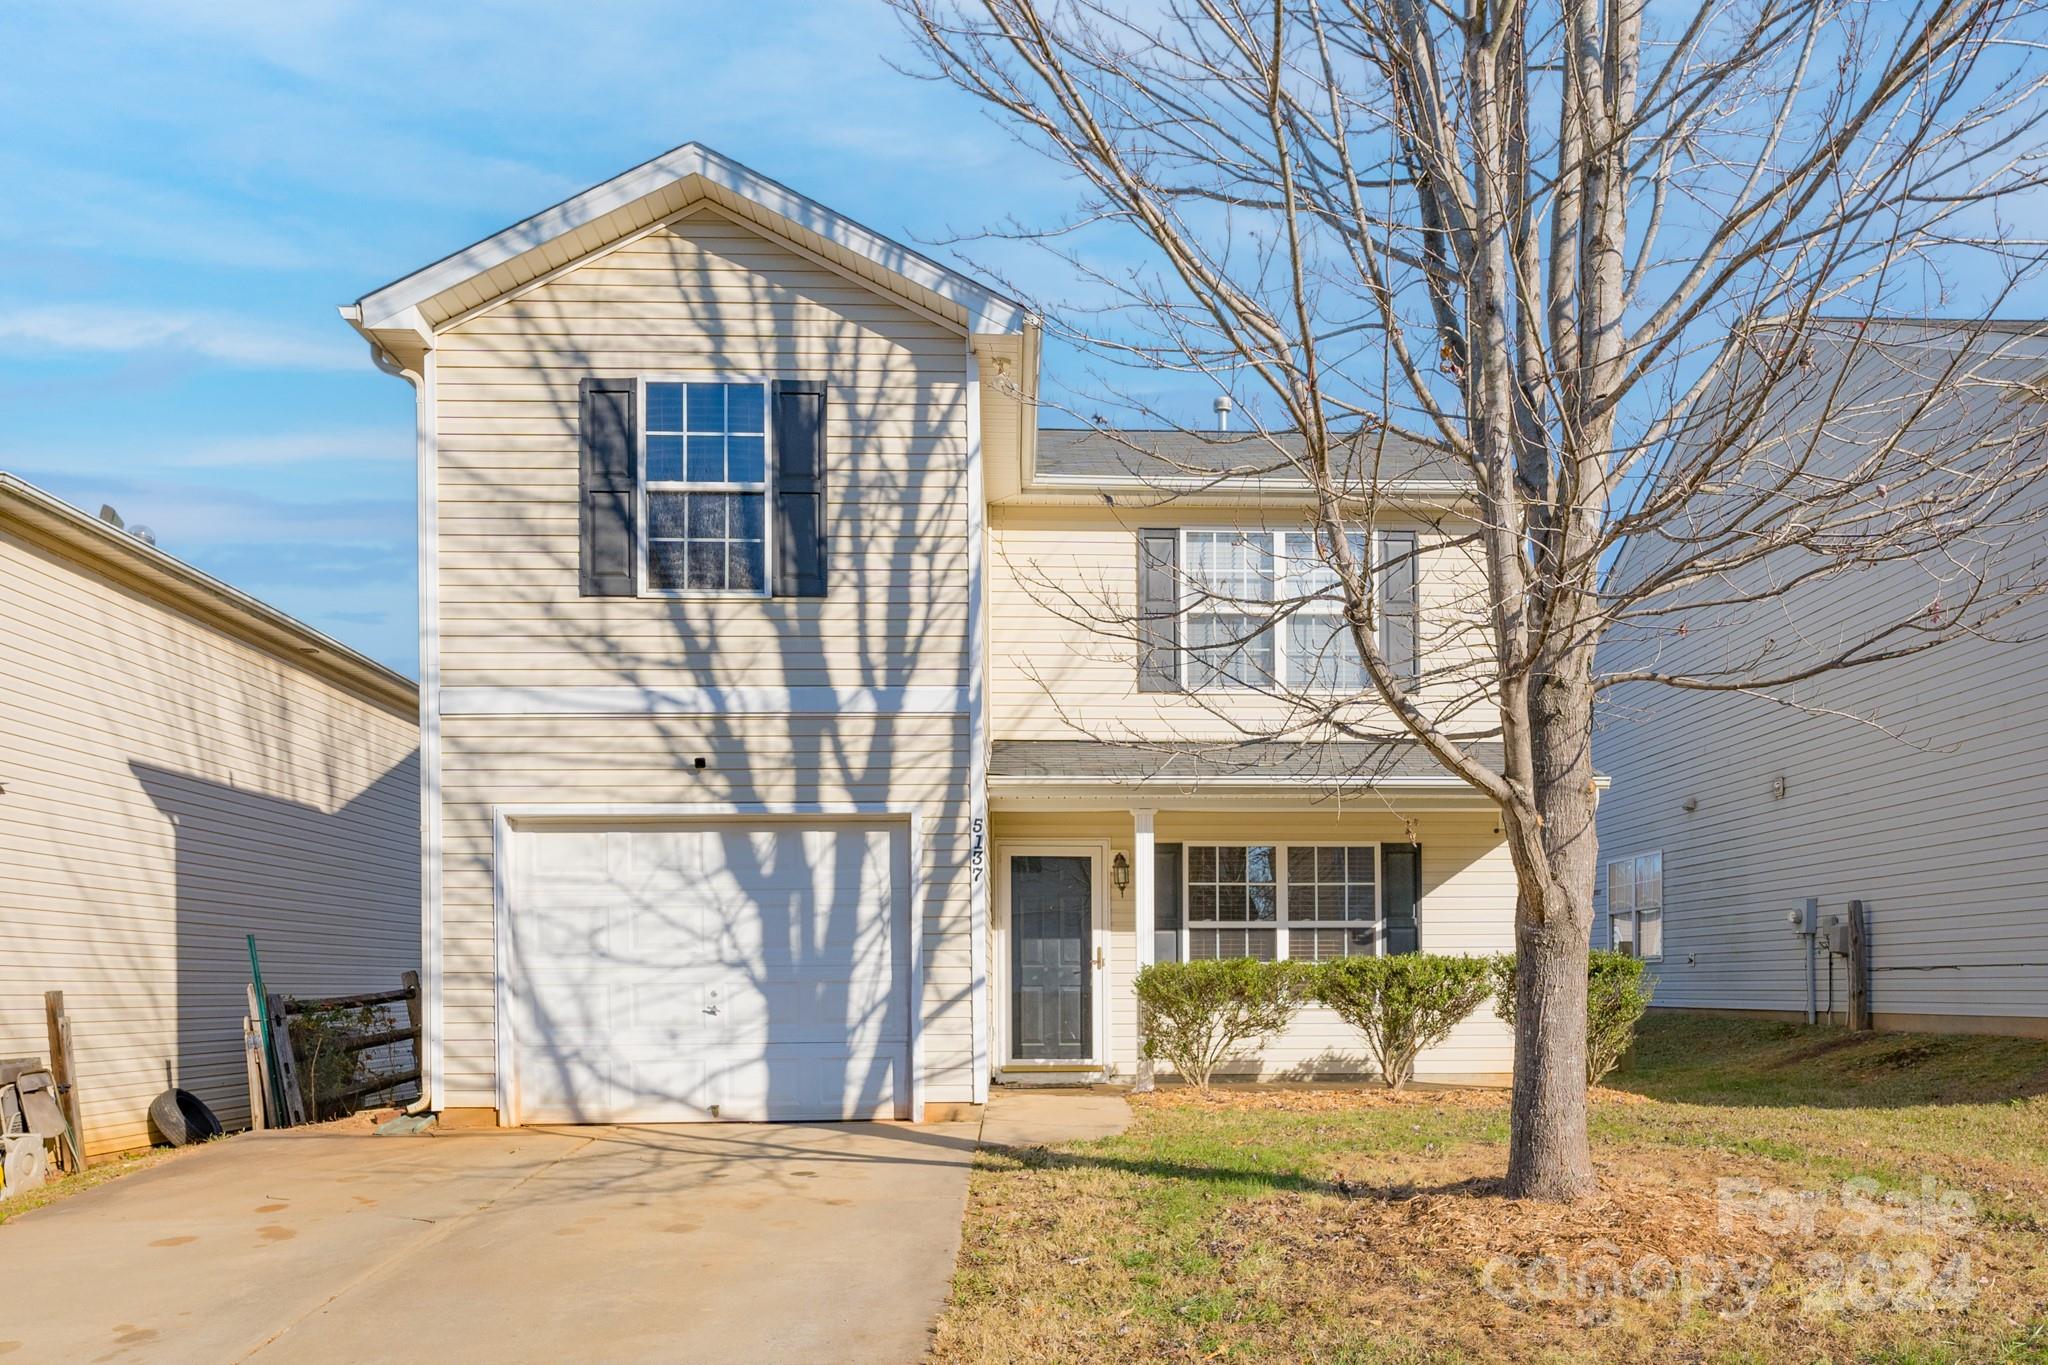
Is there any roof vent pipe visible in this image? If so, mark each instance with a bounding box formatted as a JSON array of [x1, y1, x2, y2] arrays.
[[1213, 394, 1233, 431]]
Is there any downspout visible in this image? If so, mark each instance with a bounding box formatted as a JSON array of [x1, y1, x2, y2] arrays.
[[359, 323, 440, 1120]]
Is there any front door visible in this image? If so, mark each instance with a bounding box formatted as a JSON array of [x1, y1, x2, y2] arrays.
[[1009, 854, 1093, 1061]]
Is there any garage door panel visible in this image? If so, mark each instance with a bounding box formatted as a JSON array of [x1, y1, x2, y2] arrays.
[[510, 821, 911, 1124]]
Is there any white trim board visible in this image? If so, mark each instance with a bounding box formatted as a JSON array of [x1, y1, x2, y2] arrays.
[[491, 801, 926, 1125], [441, 685, 970, 717], [990, 839, 1114, 1077], [352, 142, 1028, 335]]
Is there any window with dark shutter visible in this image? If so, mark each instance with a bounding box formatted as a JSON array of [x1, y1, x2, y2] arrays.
[[772, 379, 828, 598], [578, 377, 638, 597]]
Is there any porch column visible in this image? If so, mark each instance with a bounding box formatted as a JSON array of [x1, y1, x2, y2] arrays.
[[1132, 808, 1156, 1094]]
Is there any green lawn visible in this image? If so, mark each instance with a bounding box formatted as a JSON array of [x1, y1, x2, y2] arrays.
[[934, 1014, 2048, 1363]]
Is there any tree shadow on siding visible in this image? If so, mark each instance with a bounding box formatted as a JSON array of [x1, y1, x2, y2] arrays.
[[452, 223, 979, 1126]]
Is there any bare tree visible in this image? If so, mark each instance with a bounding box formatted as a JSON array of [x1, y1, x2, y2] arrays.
[[890, 0, 2048, 1200]]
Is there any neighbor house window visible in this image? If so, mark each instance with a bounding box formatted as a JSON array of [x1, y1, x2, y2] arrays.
[[642, 379, 769, 594], [1606, 852, 1663, 960], [1186, 844, 1278, 959], [1185, 843, 1380, 961], [1180, 529, 1375, 690]]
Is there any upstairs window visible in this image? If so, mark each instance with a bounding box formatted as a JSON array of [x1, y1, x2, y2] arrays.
[[1606, 852, 1663, 960], [1180, 529, 1375, 690], [642, 380, 769, 595]]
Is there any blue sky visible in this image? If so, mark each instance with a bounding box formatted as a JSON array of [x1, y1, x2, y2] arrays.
[[0, 0, 1090, 677]]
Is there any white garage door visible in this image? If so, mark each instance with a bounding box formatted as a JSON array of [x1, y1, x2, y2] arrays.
[[506, 821, 911, 1123]]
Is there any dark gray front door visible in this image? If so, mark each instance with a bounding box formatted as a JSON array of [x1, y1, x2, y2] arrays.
[[1010, 855, 1092, 1060]]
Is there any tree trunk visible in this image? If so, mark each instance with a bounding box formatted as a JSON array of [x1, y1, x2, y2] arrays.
[[1504, 666, 1601, 1200]]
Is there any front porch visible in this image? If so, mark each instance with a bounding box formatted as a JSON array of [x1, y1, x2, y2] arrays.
[[985, 742, 1518, 1090]]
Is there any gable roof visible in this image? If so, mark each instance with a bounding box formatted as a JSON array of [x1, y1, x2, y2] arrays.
[[344, 142, 1029, 349], [0, 473, 416, 717], [1033, 427, 1465, 492]]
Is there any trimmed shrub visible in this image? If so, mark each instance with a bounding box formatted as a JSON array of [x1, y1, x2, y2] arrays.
[[1313, 954, 1493, 1091], [1135, 959, 1311, 1091], [1490, 949, 1655, 1085]]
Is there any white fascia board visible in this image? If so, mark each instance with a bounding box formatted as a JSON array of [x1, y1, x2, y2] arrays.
[[351, 142, 1028, 336], [987, 781, 1500, 812]]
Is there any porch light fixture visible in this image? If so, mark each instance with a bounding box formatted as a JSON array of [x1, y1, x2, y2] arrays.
[[1112, 852, 1131, 892]]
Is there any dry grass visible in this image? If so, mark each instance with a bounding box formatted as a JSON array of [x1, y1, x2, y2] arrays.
[[933, 1016, 2048, 1363], [0, 1144, 194, 1226]]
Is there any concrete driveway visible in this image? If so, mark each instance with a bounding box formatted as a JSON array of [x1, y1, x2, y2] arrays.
[[0, 1119, 979, 1363]]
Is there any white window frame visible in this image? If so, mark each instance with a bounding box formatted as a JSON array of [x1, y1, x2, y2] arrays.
[[1605, 851, 1663, 961], [1182, 841, 1383, 962], [1178, 528, 1379, 691], [637, 375, 775, 599]]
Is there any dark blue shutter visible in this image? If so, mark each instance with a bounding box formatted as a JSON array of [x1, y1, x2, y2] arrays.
[[1378, 529, 1418, 684], [578, 377, 637, 597], [772, 379, 828, 598], [1137, 528, 1180, 691], [1153, 842, 1183, 963], [1382, 843, 1421, 954]]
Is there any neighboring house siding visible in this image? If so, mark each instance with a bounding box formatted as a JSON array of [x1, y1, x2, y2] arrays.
[[989, 504, 1491, 742], [430, 208, 979, 1108], [0, 525, 419, 1157], [1594, 602, 2048, 1029], [1592, 336, 2048, 1033], [990, 809, 1515, 1082]]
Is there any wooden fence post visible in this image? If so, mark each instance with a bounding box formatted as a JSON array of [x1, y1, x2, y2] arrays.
[[267, 994, 310, 1126], [1847, 900, 1873, 1032], [246, 984, 274, 1131], [44, 991, 85, 1171]]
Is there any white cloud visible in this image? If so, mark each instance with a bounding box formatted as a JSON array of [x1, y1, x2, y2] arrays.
[[0, 304, 359, 371]]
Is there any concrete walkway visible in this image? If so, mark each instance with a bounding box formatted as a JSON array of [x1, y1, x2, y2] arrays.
[[0, 1120, 978, 1363], [978, 1088, 1132, 1148]]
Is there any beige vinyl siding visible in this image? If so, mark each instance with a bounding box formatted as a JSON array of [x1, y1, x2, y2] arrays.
[[433, 208, 970, 690], [429, 207, 980, 1107], [1592, 334, 2048, 1030], [0, 526, 419, 1158], [989, 505, 1492, 741], [989, 809, 1513, 1083]]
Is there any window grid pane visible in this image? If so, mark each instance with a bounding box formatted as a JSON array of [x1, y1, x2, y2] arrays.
[[1283, 843, 1377, 960], [646, 380, 769, 594], [648, 492, 767, 592], [1186, 846, 1279, 956]]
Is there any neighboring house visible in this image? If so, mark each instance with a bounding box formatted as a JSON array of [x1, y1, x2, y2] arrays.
[[342, 143, 1517, 1126], [0, 474, 421, 1157], [1593, 323, 2048, 1039]]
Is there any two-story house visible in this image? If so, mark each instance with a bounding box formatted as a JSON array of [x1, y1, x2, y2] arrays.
[[344, 144, 1516, 1127]]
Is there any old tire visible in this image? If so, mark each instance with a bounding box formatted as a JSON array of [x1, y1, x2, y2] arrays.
[[148, 1088, 223, 1146]]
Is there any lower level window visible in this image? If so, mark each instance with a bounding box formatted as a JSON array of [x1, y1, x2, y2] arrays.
[[1285, 845, 1377, 960], [1186, 844, 1277, 960], [1184, 843, 1380, 961]]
